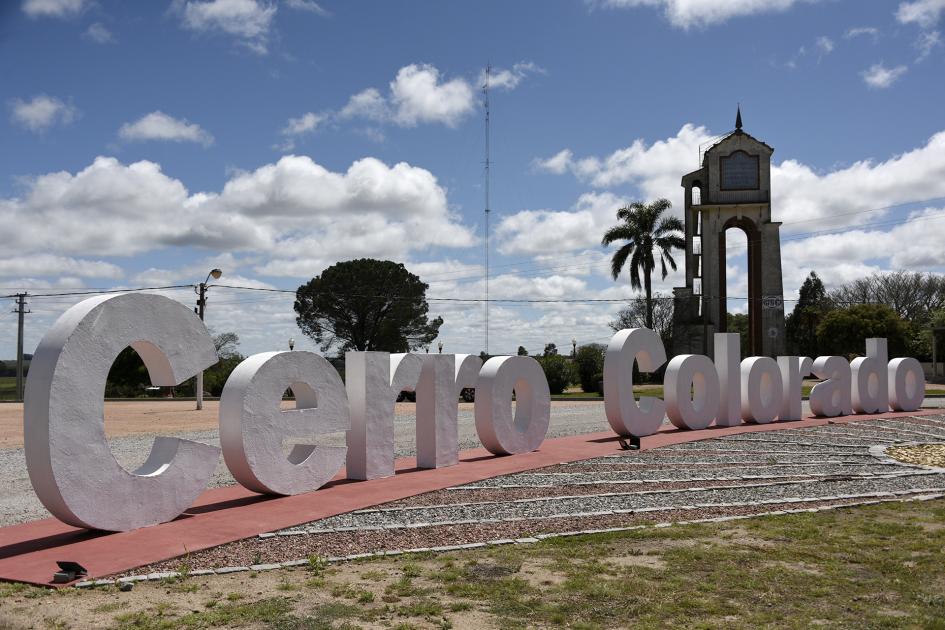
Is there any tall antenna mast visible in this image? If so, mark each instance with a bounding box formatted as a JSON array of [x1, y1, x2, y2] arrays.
[[483, 63, 491, 356]]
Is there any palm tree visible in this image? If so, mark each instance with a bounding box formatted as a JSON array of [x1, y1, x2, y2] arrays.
[[602, 198, 685, 329]]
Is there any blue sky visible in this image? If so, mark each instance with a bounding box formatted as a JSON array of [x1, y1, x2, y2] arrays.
[[2, 0, 945, 359]]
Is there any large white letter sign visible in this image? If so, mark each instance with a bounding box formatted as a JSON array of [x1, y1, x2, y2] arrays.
[[809, 356, 853, 418], [220, 351, 349, 496], [416, 354, 481, 468], [888, 357, 924, 412], [740, 357, 784, 423], [603, 328, 666, 437], [664, 354, 720, 430], [714, 333, 742, 427], [777, 356, 812, 421], [475, 356, 551, 455], [345, 352, 422, 480], [851, 338, 888, 414], [24, 294, 220, 531]]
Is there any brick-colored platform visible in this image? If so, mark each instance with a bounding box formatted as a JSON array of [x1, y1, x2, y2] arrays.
[[0, 409, 938, 587]]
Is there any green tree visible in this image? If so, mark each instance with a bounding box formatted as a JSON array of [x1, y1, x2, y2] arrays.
[[517, 346, 528, 356], [786, 271, 833, 356], [573, 344, 605, 393], [536, 353, 575, 395], [602, 198, 684, 329], [816, 304, 909, 357], [294, 259, 443, 354], [543, 343, 558, 356], [610, 292, 674, 345]]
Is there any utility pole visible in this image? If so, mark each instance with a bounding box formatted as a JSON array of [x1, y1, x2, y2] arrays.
[[483, 63, 491, 356], [194, 268, 223, 410], [195, 283, 207, 410], [13, 293, 29, 402]]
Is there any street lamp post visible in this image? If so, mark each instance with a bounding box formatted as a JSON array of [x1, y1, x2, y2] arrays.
[[437, 341, 443, 354], [571, 338, 577, 357], [195, 268, 223, 410], [288, 337, 295, 351]]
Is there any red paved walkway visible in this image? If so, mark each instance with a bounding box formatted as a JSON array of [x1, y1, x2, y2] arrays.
[[0, 408, 938, 586]]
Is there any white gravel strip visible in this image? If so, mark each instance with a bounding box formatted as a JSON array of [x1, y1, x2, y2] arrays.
[[76, 492, 945, 588]]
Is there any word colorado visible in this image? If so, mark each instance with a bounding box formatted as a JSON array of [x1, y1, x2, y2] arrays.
[[24, 294, 924, 532]]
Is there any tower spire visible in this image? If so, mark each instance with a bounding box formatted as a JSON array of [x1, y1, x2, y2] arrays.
[[735, 104, 743, 131]]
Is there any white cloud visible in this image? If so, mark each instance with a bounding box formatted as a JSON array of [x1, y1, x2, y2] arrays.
[[844, 26, 879, 39], [0, 154, 474, 279], [284, 0, 328, 15], [481, 62, 544, 91], [338, 62, 538, 129], [915, 29, 942, 60], [339, 88, 389, 122], [815, 35, 834, 54], [896, 0, 945, 28], [83, 22, 115, 44], [9, 95, 78, 133], [22, 0, 85, 18], [389, 64, 476, 128], [592, 0, 822, 29], [861, 62, 908, 88], [176, 0, 276, 54], [533, 123, 714, 204], [119, 111, 214, 146], [0, 255, 123, 280], [277, 111, 325, 150], [496, 192, 629, 256]]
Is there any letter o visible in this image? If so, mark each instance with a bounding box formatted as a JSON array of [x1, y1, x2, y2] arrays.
[[474, 356, 551, 455], [665, 354, 720, 430], [888, 357, 924, 412], [740, 357, 784, 423]]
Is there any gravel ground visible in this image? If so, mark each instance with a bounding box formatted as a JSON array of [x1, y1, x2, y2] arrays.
[[107, 414, 945, 576], [0, 401, 612, 526]]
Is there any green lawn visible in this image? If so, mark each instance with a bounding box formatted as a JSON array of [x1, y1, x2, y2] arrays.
[[0, 376, 17, 400], [4, 500, 945, 629]]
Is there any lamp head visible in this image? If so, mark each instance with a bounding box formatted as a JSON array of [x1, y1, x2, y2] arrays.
[[209, 269, 223, 280]]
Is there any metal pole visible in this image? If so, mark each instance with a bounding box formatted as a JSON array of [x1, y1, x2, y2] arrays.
[[196, 283, 205, 410], [15, 293, 28, 402]]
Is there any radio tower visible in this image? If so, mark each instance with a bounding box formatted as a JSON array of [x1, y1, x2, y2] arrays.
[[483, 64, 491, 356]]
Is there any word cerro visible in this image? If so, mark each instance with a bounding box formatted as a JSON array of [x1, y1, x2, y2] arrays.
[[24, 294, 925, 532]]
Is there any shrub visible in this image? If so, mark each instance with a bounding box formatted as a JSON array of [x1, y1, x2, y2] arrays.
[[537, 354, 575, 395], [573, 344, 605, 393]]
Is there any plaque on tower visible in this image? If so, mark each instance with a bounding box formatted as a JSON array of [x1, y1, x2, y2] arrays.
[[719, 150, 759, 190]]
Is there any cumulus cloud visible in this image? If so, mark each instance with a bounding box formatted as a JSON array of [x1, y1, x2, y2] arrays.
[[0, 155, 474, 275], [896, 0, 945, 28], [9, 95, 78, 133], [591, 0, 822, 29], [119, 111, 214, 146], [815, 35, 834, 54], [21, 0, 86, 18], [861, 62, 908, 88], [339, 88, 389, 122], [389, 64, 476, 127], [339, 62, 539, 129], [175, 0, 276, 54], [83, 22, 115, 44]]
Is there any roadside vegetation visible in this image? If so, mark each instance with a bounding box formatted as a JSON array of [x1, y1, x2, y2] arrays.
[[3, 499, 944, 629]]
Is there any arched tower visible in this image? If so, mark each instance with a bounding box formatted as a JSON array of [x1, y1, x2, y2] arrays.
[[671, 108, 786, 358]]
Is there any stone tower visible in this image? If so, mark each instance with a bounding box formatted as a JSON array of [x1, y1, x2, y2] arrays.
[[671, 109, 786, 358]]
